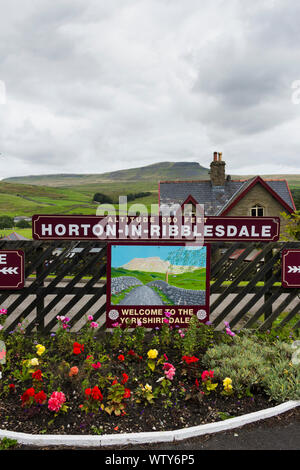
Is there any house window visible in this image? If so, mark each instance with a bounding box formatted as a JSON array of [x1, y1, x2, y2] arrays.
[[251, 204, 264, 217]]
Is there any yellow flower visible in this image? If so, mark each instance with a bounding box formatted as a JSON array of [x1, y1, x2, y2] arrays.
[[29, 358, 39, 366], [36, 344, 45, 356], [145, 384, 152, 392], [147, 349, 158, 359], [223, 377, 232, 388]]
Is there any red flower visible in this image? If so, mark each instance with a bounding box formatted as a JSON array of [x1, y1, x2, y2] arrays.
[[85, 388, 92, 397], [73, 342, 84, 355], [21, 387, 35, 404], [195, 378, 199, 389], [118, 354, 125, 362], [182, 355, 199, 365], [201, 370, 214, 381], [91, 386, 103, 401], [112, 379, 118, 386], [127, 350, 135, 356], [9, 384, 15, 390], [123, 388, 131, 399], [35, 390, 47, 404], [121, 373, 129, 385], [32, 369, 43, 381]]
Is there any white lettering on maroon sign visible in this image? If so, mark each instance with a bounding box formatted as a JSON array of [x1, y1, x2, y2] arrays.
[[32, 215, 280, 242], [0, 250, 24, 289], [282, 249, 300, 288]]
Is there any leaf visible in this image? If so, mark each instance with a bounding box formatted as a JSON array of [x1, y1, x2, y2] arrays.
[[217, 411, 233, 421], [105, 406, 113, 415], [148, 360, 155, 372]]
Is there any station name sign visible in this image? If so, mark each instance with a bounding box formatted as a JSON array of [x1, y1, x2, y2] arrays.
[[32, 215, 280, 242]]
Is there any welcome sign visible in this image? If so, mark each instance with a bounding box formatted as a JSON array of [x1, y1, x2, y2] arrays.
[[106, 242, 210, 328]]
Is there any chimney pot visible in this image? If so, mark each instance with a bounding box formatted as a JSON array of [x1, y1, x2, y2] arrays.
[[218, 152, 222, 161], [213, 151, 218, 161]]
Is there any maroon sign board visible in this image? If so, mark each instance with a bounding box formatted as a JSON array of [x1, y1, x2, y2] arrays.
[[0, 250, 24, 290], [31, 214, 280, 328], [282, 249, 300, 288], [106, 242, 210, 328], [32, 215, 280, 242]]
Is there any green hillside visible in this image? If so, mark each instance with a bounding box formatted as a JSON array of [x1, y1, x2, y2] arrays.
[[0, 162, 299, 223], [3, 161, 209, 186]]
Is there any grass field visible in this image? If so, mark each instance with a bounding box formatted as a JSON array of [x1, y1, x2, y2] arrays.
[[0, 180, 158, 218]]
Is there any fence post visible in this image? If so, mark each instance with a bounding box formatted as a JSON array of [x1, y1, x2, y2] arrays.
[[264, 248, 273, 322], [36, 246, 45, 333]]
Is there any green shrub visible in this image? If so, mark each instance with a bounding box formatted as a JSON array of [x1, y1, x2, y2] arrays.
[[202, 333, 300, 402]]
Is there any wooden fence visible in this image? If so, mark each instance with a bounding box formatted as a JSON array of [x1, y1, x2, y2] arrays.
[[0, 240, 299, 333]]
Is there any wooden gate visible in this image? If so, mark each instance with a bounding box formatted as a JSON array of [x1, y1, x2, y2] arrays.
[[0, 240, 299, 333]]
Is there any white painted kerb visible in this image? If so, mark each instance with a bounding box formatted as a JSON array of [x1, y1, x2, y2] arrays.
[[0, 400, 299, 448]]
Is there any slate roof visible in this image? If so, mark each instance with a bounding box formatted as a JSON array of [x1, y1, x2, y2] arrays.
[[159, 177, 295, 215]]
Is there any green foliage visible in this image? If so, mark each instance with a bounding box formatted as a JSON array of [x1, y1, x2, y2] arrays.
[[126, 191, 151, 201], [0, 216, 14, 229], [291, 188, 300, 211], [202, 333, 300, 401], [93, 192, 114, 204], [15, 219, 31, 228], [181, 317, 214, 355], [135, 383, 156, 405], [0, 437, 18, 450], [281, 211, 300, 240]]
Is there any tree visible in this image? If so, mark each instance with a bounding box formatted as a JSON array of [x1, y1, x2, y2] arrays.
[[164, 247, 206, 282], [16, 219, 31, 228], [93, 193, 114, 204], [0, 216, 14, 229], [281, 211, 300, 240]]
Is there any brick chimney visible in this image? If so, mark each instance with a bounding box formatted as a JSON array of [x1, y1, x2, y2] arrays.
[[210, 152, 226, 186]]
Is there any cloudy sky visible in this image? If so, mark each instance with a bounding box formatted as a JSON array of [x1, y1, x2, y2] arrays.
[[0, 0, 299, 179]]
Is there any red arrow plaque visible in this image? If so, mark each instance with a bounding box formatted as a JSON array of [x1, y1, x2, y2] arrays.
[[0, 250, 24, 289], [282, 249, 300, 288]]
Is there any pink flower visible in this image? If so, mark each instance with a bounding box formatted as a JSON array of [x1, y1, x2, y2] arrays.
[[137, 319, 142, 327], [48, 391, 66, 413], [163, 318, 169, 324], [112, 322, 119, 327], [0, 308, 7, 315], [90, 321, 98, 329], [165, 311, 172, 318], [91, 362, 101, 369], [88, 315, 93, 321], [163, 362, 176, 380], [225, 327, 235, 337]]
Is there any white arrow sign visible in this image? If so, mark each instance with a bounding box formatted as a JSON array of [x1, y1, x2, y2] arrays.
[[0, 267, 19, 275], [287, 266, 300, 273]]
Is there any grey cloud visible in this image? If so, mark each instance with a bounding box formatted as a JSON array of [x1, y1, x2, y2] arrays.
[[0, 0, 299, 178]]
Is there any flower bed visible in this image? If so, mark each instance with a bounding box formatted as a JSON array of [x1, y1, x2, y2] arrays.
[[0, 309, 299, 436]]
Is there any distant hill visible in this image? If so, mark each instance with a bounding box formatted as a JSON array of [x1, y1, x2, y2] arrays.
[[2, 162, 210, 186], [121, 256, 198, 274]]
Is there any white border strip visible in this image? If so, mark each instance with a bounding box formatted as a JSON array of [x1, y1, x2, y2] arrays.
[[0, 400, 299, 448]]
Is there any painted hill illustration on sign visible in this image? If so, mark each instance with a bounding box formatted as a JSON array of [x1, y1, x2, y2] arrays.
[[109, 245, 208, 306], [121, 256, 198, 274]]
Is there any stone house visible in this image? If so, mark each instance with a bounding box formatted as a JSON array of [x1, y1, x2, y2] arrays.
[[159, 152, 296, 236]]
